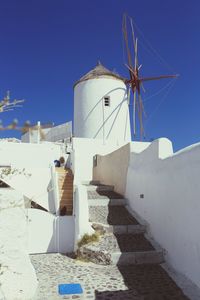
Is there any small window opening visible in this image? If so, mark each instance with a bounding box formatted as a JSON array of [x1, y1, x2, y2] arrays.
[[104, 96, 110, 107]]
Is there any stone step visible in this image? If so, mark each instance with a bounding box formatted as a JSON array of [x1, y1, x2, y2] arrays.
[[59, 190, 73, 195], [88, 198, 126, 206], [58, 177, 73, 182], [111, 250, 164, 265], [87, 190, 125, 205], [92, 223, 146, 234], [58, 182, 73, 187], [82, 180, 100, 185], [89, 205, 139, 226], [86, 184, 114, 192], [78, 233, 164, 265], [59, 186, 73, 193]]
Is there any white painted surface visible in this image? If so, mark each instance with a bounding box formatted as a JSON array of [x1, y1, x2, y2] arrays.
[[50, 164, 60, 215], [0, 141, 62, 168], [74, 184, 94, 249], [21, 127, 51, 143], [0, 142, 64, 211], [45, 122, 72, 142], [93, 143, 130, 195], [72, 138, 129, 183], [0, 189, 37, 300], [93, 141, 151, 195], [21, 122, 72, 143], [74, 77, 131, 142], [0, 167, 53, 211], [126, 138, 200, 288], [27, 209, 74, 254]]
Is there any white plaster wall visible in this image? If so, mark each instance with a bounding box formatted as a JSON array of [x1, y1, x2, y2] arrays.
[[93, 143, 130, 195], [0, 189, 37, 300], [72, 138, 129, 183], [45, 122, 72, 142], [27, 209, 74, 254], [126, 138, 200, 288], [21, 128, 51, 143], [0, 142, 62, 168], [74, 77, 131, 142], [93, 141, 151, 195], [0, 142, 63, 211], [74, 184, 94, 249], [0, 167, 54, 211]]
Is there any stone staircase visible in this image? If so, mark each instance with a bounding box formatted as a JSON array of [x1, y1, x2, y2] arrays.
[[79, 183, 164, 266], [56, 167, 73, 216]]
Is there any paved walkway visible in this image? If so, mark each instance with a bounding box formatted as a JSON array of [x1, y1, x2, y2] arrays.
[[31, 253, 189, 300]]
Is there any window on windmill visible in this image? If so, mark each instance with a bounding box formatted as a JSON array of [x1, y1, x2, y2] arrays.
[[104, 96, 110, 107]]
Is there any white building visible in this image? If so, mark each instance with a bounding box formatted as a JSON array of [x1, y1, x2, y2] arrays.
[[21, 121, 72, 143], [1, 62, 200, 299]]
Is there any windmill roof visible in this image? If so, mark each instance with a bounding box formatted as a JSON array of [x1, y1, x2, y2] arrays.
[[74, 62, 124, 88]]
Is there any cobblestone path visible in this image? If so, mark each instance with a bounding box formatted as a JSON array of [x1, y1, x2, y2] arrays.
[[31, 184, 190, 299], [31, 253, 189, 300]]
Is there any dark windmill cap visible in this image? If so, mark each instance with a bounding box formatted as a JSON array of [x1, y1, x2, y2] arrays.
[[73, 61, 124, 88]]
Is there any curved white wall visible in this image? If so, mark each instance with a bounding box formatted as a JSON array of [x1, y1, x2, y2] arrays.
[[74, 77, 131, 142], [126, 138, 200, 288]]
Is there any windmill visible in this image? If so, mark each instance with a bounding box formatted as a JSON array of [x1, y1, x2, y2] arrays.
[[122, 14, 178, 139]]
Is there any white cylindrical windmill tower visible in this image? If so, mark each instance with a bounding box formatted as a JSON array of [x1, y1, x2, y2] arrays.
[[73, 62, 131, 143]]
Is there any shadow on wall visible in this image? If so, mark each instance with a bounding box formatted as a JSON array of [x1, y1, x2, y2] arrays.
[[47, 218, 57, 253]]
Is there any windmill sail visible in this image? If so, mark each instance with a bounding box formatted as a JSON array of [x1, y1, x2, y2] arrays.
[[122, 14, 178, 140]]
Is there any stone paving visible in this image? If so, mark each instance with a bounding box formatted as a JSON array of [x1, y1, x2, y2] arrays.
[[88, 190, 123, 200], [89, 205, 139, 225], [94, 233, 155, 253], [31, 253, 189, 300]]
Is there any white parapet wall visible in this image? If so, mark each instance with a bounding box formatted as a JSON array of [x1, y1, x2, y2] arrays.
[[125, 138, 200, 288], [0, 142, 64, 211], [0, 141, 62, 168], [71, 137, 129, 184], [27, 209, 74, 254], [0, 189, 38, 300], [93, 141, 150, 195], [74, 184, 94, 249], [0, 167, 55, 211]]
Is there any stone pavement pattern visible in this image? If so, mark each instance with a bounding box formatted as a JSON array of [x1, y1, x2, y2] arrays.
[[81, 184, 163, 265], [31, 253, 189, 300], [31, 184, 189, 299]]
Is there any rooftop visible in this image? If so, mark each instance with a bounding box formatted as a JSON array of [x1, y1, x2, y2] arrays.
[[74, 62, 124, 87]]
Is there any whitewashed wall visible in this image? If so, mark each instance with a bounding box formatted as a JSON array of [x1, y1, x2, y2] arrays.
[[21, 128, 51, 143], [27, 208, 74, 254], [72, 138, 128, 183], [0, 189, 38, 300], [74, 184, 94, 249], [0, 142, 63, 210], [0, 167, 56, 211], [74, 77, 131, 142], [45, 122, 72, 142], [0, 141, 62, 168], [126, 138, 200, 288], [93, 142, 150, 195]]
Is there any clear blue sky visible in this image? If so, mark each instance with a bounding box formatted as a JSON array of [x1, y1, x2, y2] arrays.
[[0, 0, 199, 151]]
